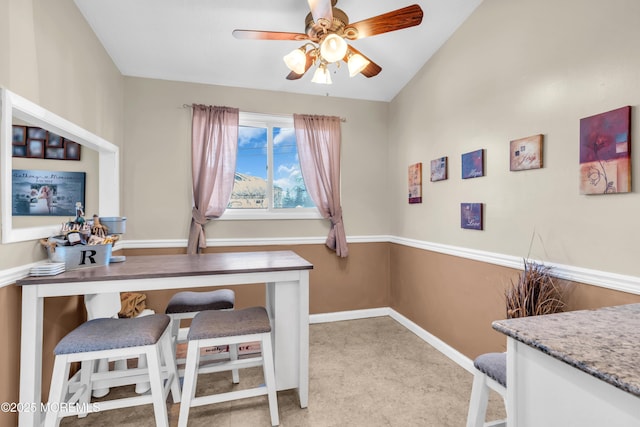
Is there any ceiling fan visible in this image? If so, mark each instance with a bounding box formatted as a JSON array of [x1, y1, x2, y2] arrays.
[[232, 0, 424, 84]]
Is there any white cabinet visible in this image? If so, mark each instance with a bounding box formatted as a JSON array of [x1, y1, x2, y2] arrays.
[[493, 304, 640, 427], [506, 338, 640, 427]]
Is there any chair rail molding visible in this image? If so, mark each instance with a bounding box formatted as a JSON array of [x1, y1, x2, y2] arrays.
[[390, 235, 640, 296], [2, 235, 639, 296]]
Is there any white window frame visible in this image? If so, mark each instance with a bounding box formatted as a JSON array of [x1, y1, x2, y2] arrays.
[[219, 112, 321, 220]]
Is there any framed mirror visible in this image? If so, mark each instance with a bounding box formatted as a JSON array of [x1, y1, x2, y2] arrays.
[[1, 88, 120, 243]]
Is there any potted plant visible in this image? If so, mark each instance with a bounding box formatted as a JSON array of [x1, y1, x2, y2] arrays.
[[505, 259, 567, 318]]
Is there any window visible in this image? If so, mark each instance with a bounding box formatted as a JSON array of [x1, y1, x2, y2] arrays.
[[222, 112, 320, 220]]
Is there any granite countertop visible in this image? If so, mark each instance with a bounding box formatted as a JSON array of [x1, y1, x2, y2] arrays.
[[492, 303, 640, 397]]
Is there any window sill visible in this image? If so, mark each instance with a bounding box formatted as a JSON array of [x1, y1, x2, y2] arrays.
[[218, 209, 323, 221]]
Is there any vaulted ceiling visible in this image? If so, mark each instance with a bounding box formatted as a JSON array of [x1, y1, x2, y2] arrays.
[[74, 0, 482, 102]]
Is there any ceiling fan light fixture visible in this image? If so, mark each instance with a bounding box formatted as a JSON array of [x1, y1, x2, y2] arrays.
[[319, 33, 347, 63], [347, 53, 370, 77], [311, 63, 332, 84], [283, 47, 308, 75]]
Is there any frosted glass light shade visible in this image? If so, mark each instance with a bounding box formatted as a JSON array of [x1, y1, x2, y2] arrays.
[[311, 65, 332, 84], [283, 48, 307, 74], [319, 34, 347, 63], [347, 53, 370, 77]]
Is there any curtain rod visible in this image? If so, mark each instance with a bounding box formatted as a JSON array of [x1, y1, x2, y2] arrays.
[[181, 104, 346, 123]]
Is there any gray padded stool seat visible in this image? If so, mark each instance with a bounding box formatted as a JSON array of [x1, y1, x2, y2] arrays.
[[164, 288, 238, 380], [178, 306, 279, 427], [474, 352, 506, 387], [188, 306, 271, 339], [466, 352, 507, 427], [165, 289, 235, 314], [45, 314, 180, 427], [55, 315, 170, 354]]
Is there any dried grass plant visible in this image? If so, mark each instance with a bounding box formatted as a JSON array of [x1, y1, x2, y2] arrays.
[[505, 259, 566, 319]]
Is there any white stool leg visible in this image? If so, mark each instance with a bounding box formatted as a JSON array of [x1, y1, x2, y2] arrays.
[[230, 343, 240, 384], [466, 372, 490, 427], [77, 359, 95, 418], [159, 328, 181, 403], [178, 340, 202, 427], [135, 354, 151, 394], [92, 358, 110, 398], [45, 355, 71, 427], [113, 358, 127, 371], [145, 345, 169, 427], [261, 333, 279, 426], [170, 315, 181, 351]]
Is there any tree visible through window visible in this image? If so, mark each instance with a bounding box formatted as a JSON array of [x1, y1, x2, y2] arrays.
[[228, 114, 315, 213]]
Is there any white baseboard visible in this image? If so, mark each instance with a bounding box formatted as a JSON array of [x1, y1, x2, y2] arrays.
[[309, 307, 474, 373], [388, 308, 474, 373], [309, 307, 391, 324]]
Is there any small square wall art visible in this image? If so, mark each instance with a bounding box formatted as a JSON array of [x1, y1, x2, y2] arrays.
[[579, 106, 631, 194], [408, 162, 422, 204], [461, 203, 483, 230], [510, 134, 543, 171], [430, 156, 448, 182], [461, 149, 484, 179]]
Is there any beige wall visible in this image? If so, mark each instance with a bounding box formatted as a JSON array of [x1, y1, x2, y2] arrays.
[[390, 244, 640, 359], [123, 243, 390, 316], [0, 1, 123, 424], [387, 0, 640, 356], [0, 0, 124, 269], [121, 77, 389, 240], [389, 0, 640, 276]]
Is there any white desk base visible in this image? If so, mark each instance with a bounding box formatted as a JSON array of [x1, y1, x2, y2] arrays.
[[19, 268, 309, 427], [506, 338, 640, 426]]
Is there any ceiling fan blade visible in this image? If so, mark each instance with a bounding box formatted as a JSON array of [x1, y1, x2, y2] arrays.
[[286, 51, 316, 80], [344, 45, 382, 78], [344, 4, 424, 40], [232, 29, 308, 41], [307, 0, 333, 25]]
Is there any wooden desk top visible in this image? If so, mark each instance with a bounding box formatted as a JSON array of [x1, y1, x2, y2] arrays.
[[17, 250, 313, 286]]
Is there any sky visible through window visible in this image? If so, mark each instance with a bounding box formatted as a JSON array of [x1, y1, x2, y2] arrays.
[[233, 125, 314, 209], [237, 126, 267, 180]]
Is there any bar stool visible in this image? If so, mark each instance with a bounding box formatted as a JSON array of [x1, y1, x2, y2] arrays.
[[165, 288, 235, 345], [45, 314, 181, 427], [466, 352, 507, 427], [165, 289, 238, 380], [178, 306, 279, 427], [84, 292, 155, 397]]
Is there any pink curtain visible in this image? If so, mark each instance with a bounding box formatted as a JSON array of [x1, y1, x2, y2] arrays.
[[187, 105, 239, 254], [293, 114, 348, 257]]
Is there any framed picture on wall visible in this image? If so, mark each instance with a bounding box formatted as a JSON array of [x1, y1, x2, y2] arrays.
[[430, 156, 448, 182], [579, 106, 631, 194], [13, 145, 27, 157], [13, 127, 83, 161], [27, 127, 46, 140], [27, 138, 45, 158], [510, 134, 543, 171], [408, 162, 423, 204], [12, 125, 27, 145], [47, 132, 64, 148], [64, 140, 81, 160], [45, 147, 66, 160], [461, 149, 484, 179], [461, 203, 483, 230], [11, 169, 86, 216]]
